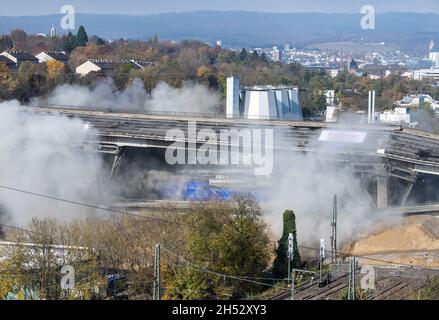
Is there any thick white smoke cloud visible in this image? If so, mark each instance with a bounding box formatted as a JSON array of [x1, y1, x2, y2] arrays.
[[1, 77, 391, 253], [42, 79, 222, 114], [263, 132, 395, 251], [266, 155, 371, 246], [0, 101, 110, 226]]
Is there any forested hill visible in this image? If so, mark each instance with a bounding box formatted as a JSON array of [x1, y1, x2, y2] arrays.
[[1, 11, 439, 50]]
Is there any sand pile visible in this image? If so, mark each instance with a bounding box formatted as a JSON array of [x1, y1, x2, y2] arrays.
[[348, 215, 439, 267]]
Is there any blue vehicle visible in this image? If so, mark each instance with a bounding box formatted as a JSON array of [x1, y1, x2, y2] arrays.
[[159, 180, 264, 202], [183, 181, 233, 201]]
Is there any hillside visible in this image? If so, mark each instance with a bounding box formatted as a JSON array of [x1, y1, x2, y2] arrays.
[[0, 11, 439, 50]]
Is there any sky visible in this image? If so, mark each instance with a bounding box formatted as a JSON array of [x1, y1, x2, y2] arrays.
[[1, 0, 439, 16]]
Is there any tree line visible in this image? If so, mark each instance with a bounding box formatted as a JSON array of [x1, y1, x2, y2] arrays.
[[1, 26, 438, 114], [0, 196, 305, 300]]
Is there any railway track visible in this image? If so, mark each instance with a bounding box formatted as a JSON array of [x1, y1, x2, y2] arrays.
[[268, 264, 436, 300], [269, 268, 350, 300]]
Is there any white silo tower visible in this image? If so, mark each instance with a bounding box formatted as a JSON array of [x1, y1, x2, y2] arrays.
[[226, 76, 240, 118], [243, 88, 278, 120]]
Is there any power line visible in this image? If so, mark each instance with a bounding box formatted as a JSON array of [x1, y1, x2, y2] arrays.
[[0, 185, 187, 228], [2, 184, 439, 272], [0, 223, 32, 234], [1, 231, 290, 283], [161, 245, 286, 289], [297, 244, 439, 273]]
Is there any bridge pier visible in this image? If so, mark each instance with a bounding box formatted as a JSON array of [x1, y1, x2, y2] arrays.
[[111, 148, 127, 180], [377, 176, 388, 209]]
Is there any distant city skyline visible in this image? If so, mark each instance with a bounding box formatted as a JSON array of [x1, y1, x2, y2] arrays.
[[1, 0, 439, 16]]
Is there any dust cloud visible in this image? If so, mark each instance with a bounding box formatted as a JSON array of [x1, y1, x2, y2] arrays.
[[40, 78, 222, 114], [0, 100, 112, 226]]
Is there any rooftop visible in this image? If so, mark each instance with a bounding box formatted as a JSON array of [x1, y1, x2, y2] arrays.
[[0, 55, 15, 65], [41, 50, 69, 61], [243, 85, 299, 91], [89, 59, 152, 70], [3, 50, 38, 61]]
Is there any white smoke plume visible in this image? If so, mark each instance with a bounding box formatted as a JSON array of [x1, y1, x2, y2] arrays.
[[2, 77, 393, 254], [0, 101, 111, 227], [262, 131, 396, 253], [40, 79, 222, 114], [0, 78, 222, 227]]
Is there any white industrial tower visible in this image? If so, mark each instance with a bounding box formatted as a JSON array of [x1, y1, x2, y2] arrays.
[[226, 76, 240, 118], [226, 76, 303, 120]]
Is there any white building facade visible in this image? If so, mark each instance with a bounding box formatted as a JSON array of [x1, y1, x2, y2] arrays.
[[413, 69, 439, 81], [226, 77, 303, 120], [429, 52, 439, 68]]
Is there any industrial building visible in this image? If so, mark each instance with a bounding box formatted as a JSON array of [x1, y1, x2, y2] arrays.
[[413, 68, 439, 81], [226, 76, 303, 120], [272, 46, 282, 62], [379, 107, 411, 125], [429, 52, 439, 68]]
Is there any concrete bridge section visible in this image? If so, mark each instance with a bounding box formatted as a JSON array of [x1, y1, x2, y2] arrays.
[[22, 105, 439, 208]]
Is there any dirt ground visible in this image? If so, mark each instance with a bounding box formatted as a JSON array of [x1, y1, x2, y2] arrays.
[[347, 215, 439, 268]]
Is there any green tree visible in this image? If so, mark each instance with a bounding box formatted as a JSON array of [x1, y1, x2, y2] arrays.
[[164, 196, 271, 299], [150, 34, 158, 44], [239, 48, 248, 62], [75, 25, 89, 47], [163, 268, 213, 300], [272, 210, 301, 279], [95, 36, 106, 46], [0, 35, 13, 51], [250, 50, 259, 61], [303, 69, 311, 85], [420, 276, 439, 300], [14, 62, 47, 102], [63, 31, 77, 53], [314, 94, 327, 114]]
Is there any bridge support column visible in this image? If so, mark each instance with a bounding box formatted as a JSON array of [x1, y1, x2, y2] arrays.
[[377, 176, 388, 209], [111, 148, 126, 180]]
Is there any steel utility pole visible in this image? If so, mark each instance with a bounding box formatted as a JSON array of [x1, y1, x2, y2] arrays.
[[291, 270, 295, 300], [348, 257, 357, 300], [153, 244, 161, 300], [319, 239, 326, 285], [331, 195, 337, 264]]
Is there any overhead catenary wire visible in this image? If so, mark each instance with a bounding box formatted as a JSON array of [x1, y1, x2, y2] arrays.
[[0, 234, 289, 290], [0, 184, 188, 228], [161, 245, 287, 289], [2, 185, 439, 273]]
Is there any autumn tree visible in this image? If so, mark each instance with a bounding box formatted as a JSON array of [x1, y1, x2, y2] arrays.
[[47, 60, 65, 78], [1, 218, 105, 300], [10, 29, 28, 50], [0, 62, 16, 100], [163, 196, 271, 299], [0, 35, 13, 51]]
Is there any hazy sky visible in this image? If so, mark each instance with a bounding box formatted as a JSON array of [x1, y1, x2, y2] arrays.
[[1, 0, 439, 16]]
